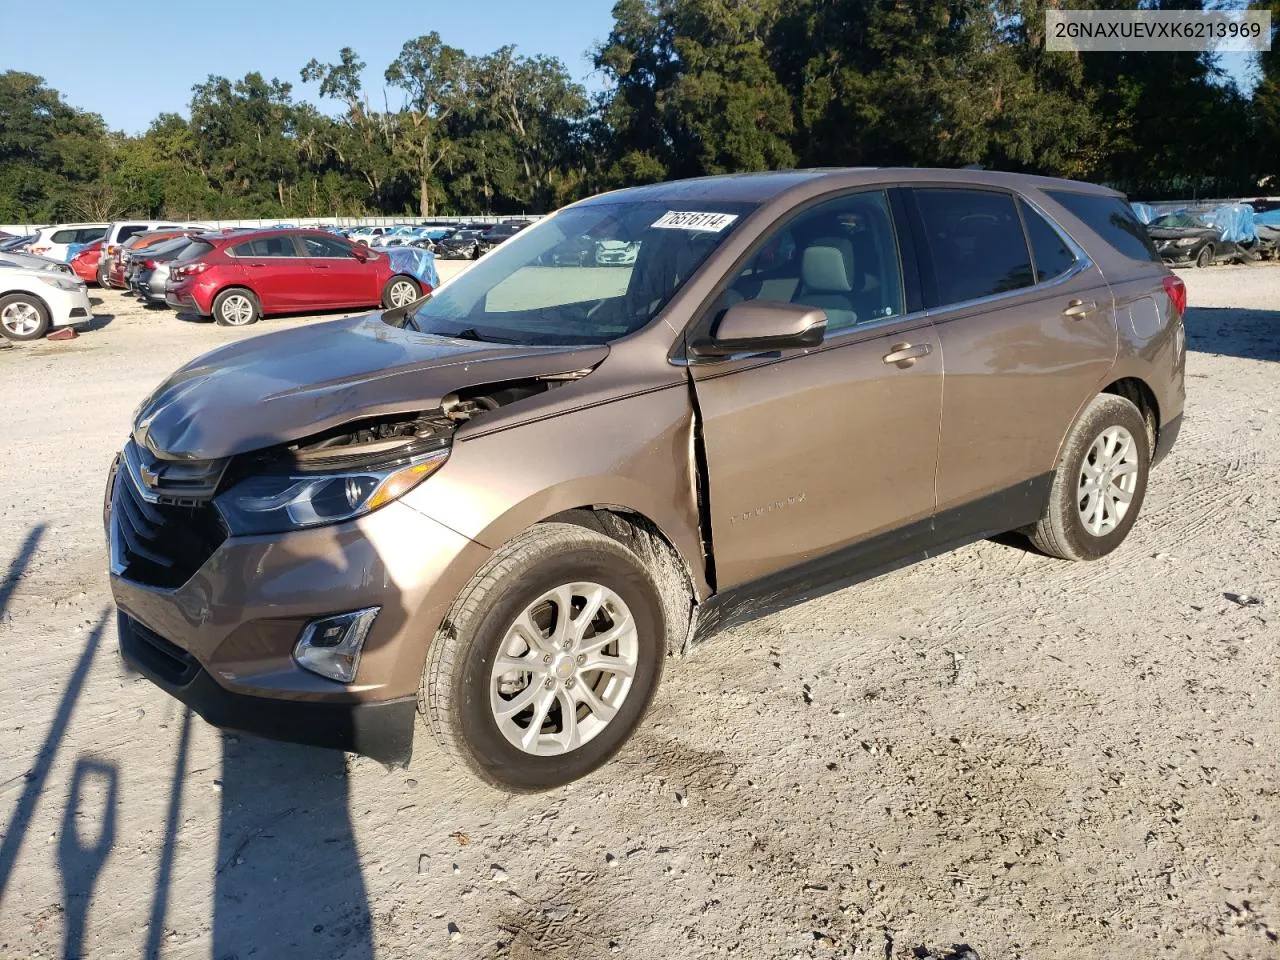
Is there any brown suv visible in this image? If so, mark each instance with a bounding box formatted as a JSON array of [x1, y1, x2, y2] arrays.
[[107, 169, 1186, 790]]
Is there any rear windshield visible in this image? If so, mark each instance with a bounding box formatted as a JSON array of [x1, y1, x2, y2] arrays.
[[1044, 191, 1160, 263], [176, 240, 213, 262]]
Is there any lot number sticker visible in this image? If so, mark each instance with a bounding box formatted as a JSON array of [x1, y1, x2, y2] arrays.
[[651, 211, 739, 232]]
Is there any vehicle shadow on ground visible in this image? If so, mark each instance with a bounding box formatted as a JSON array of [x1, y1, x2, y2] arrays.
[[1184, 305, 1280, 362]]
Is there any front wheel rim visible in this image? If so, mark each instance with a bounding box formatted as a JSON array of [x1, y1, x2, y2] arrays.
[[1, 301, 41, 336], [1078, 425, 1139, 536], [489, 582, 639, 757], [221, 295, 253, 324], [389, 280, 417, 307]]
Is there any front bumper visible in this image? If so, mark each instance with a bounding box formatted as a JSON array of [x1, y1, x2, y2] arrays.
[[118, 611, 418, 763], [109, 489, 491, 762], [41, 282, 94, 327]]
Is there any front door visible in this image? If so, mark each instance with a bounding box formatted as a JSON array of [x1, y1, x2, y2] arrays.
[[688, 189, 943, 590], [232, 235, 310, 311], [298, 234, 378, 307]]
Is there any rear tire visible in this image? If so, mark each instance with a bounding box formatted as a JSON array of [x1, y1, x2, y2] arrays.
[[1029, 394, 1150, 561], [212, 288, 260, 327], [421, 523, 666, 792], [0, 293, 52, 341], [381, 275, 421, 309]]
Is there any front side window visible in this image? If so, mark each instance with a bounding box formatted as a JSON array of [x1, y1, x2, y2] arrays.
[[712, 189, 905, 334], [1019, 200, 1077, 282], [406, 200, 754, 345], [1044, 190, 1160, 263], [913, 189, 1035, 306], [298, 234, 355, 258]]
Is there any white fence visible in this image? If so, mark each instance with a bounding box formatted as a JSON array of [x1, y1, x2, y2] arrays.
[[0, 214, 545, 236]]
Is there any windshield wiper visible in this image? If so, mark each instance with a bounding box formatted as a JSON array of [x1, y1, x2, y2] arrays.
[[450, 327, 522, 344]]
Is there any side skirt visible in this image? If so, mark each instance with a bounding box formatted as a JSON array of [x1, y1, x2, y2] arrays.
[[690, 473, 1053, 644]]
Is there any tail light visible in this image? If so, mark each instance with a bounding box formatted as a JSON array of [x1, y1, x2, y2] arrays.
[[1162, 275, 1187, 318], [144, 259, 157, 269], [173, 262, 210, 280], [31, 246, 50, 255]]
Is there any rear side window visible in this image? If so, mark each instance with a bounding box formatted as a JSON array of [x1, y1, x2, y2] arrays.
[[79, 227, 106, 243], [51, 229, 79, 243], [231, 236, 297, 257], [912, 189, 1034, 306], [1044, 190, 1160, 262], [117, 225, 147, 243], [1019, 200, 1077, 282]]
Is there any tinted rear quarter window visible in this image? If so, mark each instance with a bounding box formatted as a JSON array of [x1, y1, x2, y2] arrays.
[[117, 225, 147, 243], [1044, 190, 1159, 263], [79, 228, 106, 243], [1019, 200, 1077, 282], [913, 189, 1035, 306], [50, 229, 79, 243]]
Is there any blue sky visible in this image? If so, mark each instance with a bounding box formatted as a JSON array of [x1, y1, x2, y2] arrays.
[[0, 1, 1260, 135], [0, 0, 619, 135]]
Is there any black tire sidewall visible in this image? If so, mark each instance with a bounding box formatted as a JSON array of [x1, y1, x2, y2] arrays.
[[0, 294, 52, 341], [1052, 397, 1150, 560], [452, 544, 664, 791], [1196, 245, 1213, 268]]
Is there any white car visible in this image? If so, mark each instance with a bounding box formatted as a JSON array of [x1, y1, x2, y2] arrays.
[[0, 262, 94, 341], [28, 223, 107, 262], [0, 251, 75, 274], [348, 226, 392, 246]]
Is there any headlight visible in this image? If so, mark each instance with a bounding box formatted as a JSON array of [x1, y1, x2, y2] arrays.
[[1175, 237, 1199, 247], [38, 275, 82, 292], [215, 450, 448, 535]]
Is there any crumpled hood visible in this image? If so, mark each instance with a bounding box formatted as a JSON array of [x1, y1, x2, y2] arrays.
[[1147, 226, 1216, 240], [133, 313, 608, 460]]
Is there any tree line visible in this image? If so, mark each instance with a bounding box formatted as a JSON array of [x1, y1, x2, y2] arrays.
[[2, 0, 1278, 224]]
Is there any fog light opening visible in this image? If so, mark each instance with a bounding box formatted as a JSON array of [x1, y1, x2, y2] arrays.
[[293, 607, 380, 683]]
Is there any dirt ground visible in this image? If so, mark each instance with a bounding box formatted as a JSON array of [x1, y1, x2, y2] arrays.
[[0, 263, 1277, 960]]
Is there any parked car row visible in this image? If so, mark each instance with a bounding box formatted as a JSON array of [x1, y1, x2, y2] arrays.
[[117, 226, 432, 326], [340, 219, 535, 259]]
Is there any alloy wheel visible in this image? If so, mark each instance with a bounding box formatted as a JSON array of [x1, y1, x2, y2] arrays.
[[220, 294, 254, 325], [389, 280, 418, 307], [0, 301, 41, 338], [1077, 425, 1139, 536], [489, 582, 639, 756]]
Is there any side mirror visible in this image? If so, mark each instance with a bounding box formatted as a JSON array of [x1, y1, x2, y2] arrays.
[[351, 245, 369, 262], [691, 302, 827, 357]]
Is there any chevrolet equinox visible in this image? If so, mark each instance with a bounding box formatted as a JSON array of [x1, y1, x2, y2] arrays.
[[108, 169, 1186, 791]]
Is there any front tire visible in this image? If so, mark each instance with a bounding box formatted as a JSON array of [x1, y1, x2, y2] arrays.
[[381, 275, 421, 309], [0, 293, 51, 341], [421, 523, 666, 792], [1029, 394, 1150, 561], [1195, 244, 1214, 268], [212, 288, 260, 327]]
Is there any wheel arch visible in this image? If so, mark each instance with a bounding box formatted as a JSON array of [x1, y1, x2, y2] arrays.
[[1101, 376, 1160, 457], [0, 289, 51, 314]]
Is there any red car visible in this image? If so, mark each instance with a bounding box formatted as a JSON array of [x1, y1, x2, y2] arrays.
[[166, 229, 427, 326], [70, 240, 103, 285]]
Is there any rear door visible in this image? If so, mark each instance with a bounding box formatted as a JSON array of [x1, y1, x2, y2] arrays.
[[688, 188, 943, 589], [903, 185, 1118, 517], [298, 233, 379, 307], [229, 235, 308, 311]]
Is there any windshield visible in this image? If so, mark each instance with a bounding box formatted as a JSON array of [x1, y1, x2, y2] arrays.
[[1153, 213, 1206, 228], [406, 200, 754, 345]]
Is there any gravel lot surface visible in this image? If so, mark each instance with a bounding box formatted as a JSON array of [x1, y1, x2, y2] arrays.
[[0, 264, 1277, 959]]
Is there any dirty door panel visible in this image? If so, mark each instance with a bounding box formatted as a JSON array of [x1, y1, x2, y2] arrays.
[[691, 321, 943, 590]]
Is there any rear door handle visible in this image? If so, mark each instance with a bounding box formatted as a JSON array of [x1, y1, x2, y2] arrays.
[[313, 263, 330, 269], [882, 342, 932, 367], [1062, 299, 1097, 318]]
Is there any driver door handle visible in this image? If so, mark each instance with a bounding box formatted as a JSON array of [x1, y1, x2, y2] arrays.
[[882, 342, 932, 367], [1063, 299, 1097, 318]]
